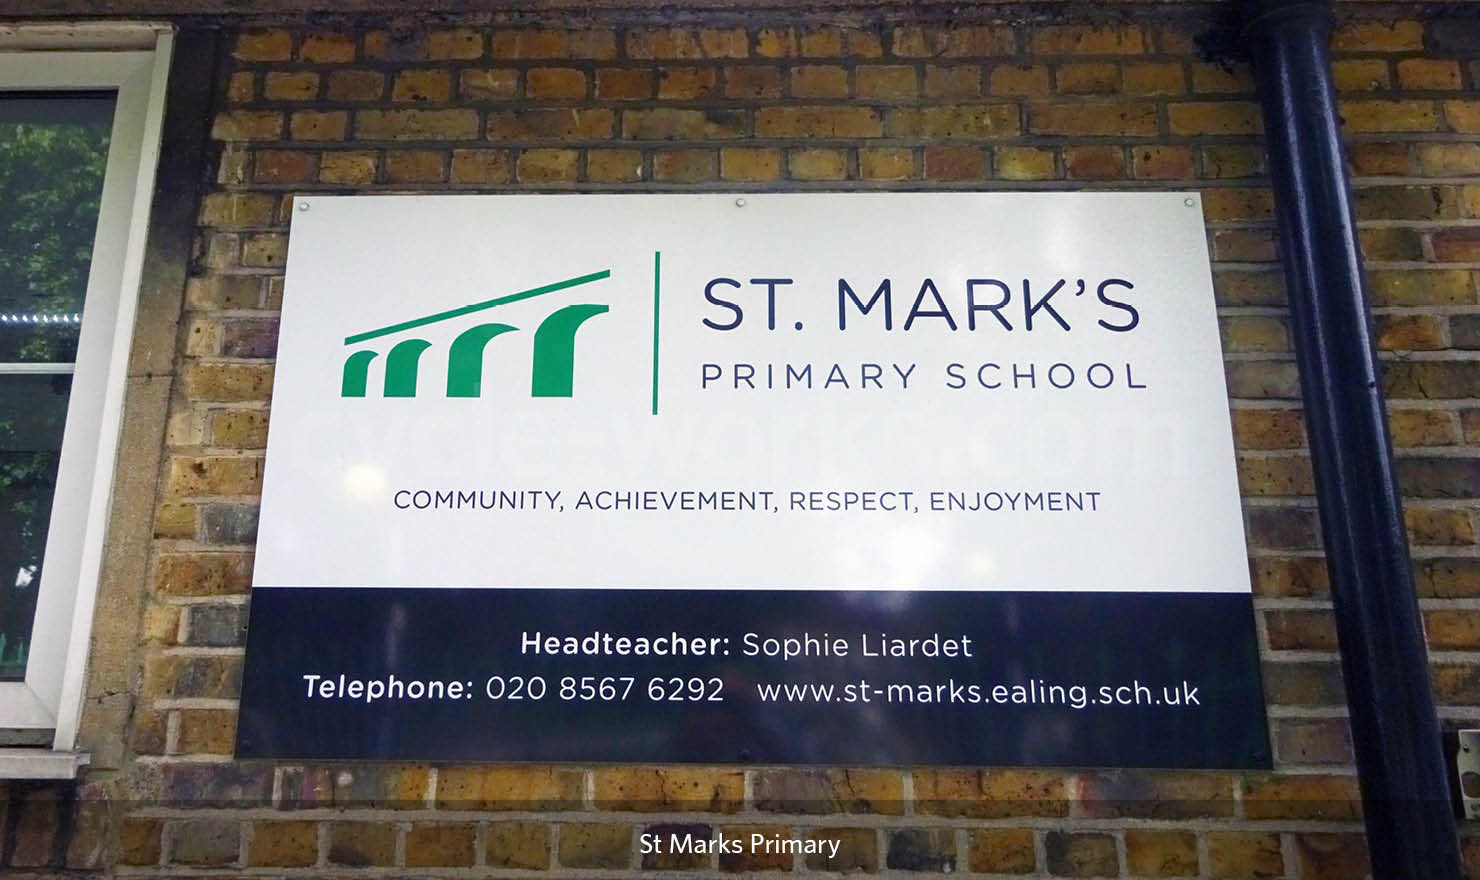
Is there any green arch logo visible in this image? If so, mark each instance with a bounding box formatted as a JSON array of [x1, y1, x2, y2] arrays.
[[340, 270, 610, 399]]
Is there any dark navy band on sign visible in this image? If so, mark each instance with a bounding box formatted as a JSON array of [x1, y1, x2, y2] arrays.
[[237, 588, 1269, 768]]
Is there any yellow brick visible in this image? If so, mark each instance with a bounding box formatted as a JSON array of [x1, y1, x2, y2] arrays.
[[1190, 62, 1252, 94], [517, 149, 579, 183], [460, 69, 518, 100], [1340, 100, 1439, 133], [1332, 20, 1424, 52], [248, 821, 317, 868], [924, 145, 986, 180], [1388, 410, 1457, 447], [263, 71, 318, 102], [1065, 145, 1125, 180], [1125, 830, 1198, 878], [924, 64, 982, 98], [1332, 59, 1391, 92], [1124, 62, 1184, 96], [789, 148, 848, 180], [1241, 774, 1362, 820], [1446, 101, 1480, 134], [1201, 187, 1274, 221], [199, 192, 277, 227], [1418, 143, 1480, 176], [800, 27, 844, 57], [319, 151, 378, 185], [405, 823, 476, 868], [327, 70, 384, 102], [526, 68, 587, 99], [791, 65, 849, 98], [586, 148, 644, 182], [167, 455, 264, 497], [210, 409, 270, 448], [859, 147, 912, 180], [914, 770, 1070, 818], [721, 147, 783, 182], [154, 553, 253, 596], [857, 65, 917, 101], [1057, 62, 1118, 95], [436, 767, 583, 810], [1028, 102, 1157, 136], [754, 28, 795, 58], [1133, 145, 1195, 180], [996, 146, 1056, 180], [1426, 609, 1480, 646], [212, 110, 282, 141], [969, 829, 1036, 873], [892, 25, 1015, 58], [1409, 508, 1476, 546], [234, 29, 292, 61], [1398, 59, 1463, 91], [885, 105, 1018, 138], [385, 150, 447, 183], [625, 27, 746, 59], [755, 106, 882, 138], [290, 110, 348, 141], [1032, 25, 1146, 55], [624, 107, 741, 141], [653, 149, 716, 182], [355, 109, 479, 140], [726, 65, 783, 99], [491, 29, 616, 60], [242, 233, 287, 268], [299, 32, 356, 63], [328, 822, 396, 866], [1208, 832, 1284, 880], [226, 72, 254, 104], [364, 30, 426, 61], [1203, 145, 1263, 178], [184, 363, 275, 403], [154, 503, 196, 539], [659, 66, 718, 99], [450, 149, 510, 184], [990, 63, 1050, 96], [1376, 314, 1445, 351], [392, 70, 452, 103], [485, 822, 548, 869], [1168, 102, 1262, 135], [1221, 316, 1289, 354], [177, 709, 237, 755], [595, 68, 653, 100], [593, 767, 744, 812], [841, 28, 884, 59], [427, 28, 484, 60]]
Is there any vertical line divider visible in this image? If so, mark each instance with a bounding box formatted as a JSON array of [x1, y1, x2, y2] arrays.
[[652, 250, 661, 416]]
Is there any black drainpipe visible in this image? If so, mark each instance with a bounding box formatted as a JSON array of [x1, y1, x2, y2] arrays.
[[1239, 0, 1462, 876]]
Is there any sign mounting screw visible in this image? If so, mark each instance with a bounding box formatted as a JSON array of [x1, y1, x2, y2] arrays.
[[298, 201, 310, 212], [735, 198, 746, 207], [1184, 197, 1195, 207]]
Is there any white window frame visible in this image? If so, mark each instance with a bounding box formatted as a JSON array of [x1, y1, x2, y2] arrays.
[[0, 28, 172, 760]]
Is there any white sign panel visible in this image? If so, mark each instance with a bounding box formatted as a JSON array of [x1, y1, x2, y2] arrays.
[[256, 193, 1248, 595], [238, 193, 1269, 767]]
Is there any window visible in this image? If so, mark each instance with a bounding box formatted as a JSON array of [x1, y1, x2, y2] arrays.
[[0, 29, 172, 762]]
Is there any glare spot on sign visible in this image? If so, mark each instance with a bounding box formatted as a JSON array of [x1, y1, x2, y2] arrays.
[[969, 554, 997, 577], [840, 524, 946, 590], [343, 464, 385, 500]]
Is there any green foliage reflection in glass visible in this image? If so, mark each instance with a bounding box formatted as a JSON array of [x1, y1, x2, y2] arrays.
[[0, 93, 114, 681]]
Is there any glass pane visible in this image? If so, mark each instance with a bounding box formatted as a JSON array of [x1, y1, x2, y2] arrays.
[[0, 373, 71, 681], [0, 93, 115, 363]]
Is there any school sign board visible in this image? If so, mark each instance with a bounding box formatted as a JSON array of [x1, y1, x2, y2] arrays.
[[236, 193, 1270, 768]]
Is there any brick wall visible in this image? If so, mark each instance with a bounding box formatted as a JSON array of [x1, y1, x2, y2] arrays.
[[9, 7, 1480, 878]]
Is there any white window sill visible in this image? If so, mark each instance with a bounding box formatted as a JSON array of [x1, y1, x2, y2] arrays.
[[0, 750, 89, 779]]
